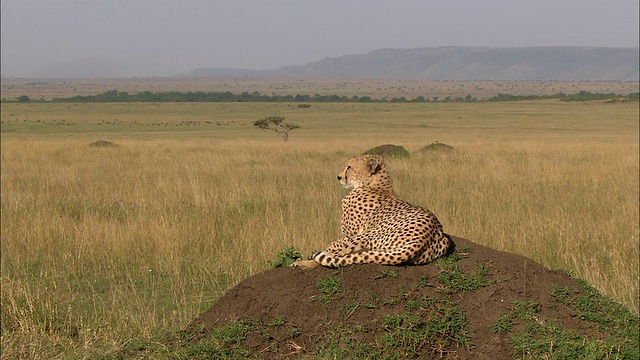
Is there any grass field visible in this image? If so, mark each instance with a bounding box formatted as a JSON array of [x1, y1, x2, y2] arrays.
[[1, 100, 638, 358]]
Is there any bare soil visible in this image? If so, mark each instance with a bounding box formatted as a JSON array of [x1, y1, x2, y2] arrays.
[[188, 236, 610, 359]]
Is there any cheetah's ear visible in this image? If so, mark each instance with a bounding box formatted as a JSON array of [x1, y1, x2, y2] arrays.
[[366, 157, 380, 174]]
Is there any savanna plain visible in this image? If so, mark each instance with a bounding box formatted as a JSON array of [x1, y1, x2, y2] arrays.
[[1, 98, 638, 358]]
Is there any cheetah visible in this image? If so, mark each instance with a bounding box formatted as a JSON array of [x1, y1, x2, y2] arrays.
[[293, 154, 452, 269]]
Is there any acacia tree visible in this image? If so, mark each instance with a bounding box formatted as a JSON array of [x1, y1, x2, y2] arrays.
[[254, 116, 300, 142]]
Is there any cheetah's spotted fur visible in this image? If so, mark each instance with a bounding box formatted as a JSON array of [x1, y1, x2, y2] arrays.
[[300, 154, 452, 268]]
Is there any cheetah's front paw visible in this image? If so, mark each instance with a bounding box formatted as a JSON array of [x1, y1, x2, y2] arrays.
[[290, 259, 321, 269]]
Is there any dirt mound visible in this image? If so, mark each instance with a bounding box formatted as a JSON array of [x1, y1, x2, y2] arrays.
[[362, 144, 410, 158], [418, 141, 454, 153], [186, 236, 637, 359], [89, 140, 119, 147]]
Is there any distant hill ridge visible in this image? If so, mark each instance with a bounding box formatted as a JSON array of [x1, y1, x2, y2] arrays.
[[187, 46, 639, 81]]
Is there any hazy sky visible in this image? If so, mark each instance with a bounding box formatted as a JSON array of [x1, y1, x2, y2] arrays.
[[1, 0, 638, 77]]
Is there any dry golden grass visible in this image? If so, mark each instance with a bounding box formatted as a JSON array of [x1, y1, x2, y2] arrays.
[[1, 100, 638, 358]]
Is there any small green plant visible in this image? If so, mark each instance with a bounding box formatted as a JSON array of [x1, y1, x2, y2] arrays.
[[341, 302, 362, 319], [381, 290, 406, 306], [551, 284, 573, 303], [313, 276, 342, 305], [266, 317, 286, 327], [437, 259, 491, 293], [268, 247, 303, 268], [510, 300, 539, 320], [497, 294, 639, 359], [414, 275, 431, 289], [120, 321, 253, 359], [489, 315, 513, 333], [570, 277, 638, 336], [374, 269, 399, 279], [405, 294, 435, 311], [379, 297, 471, 356], [314, 324, 375, 359], [287, 327, 301, 338]]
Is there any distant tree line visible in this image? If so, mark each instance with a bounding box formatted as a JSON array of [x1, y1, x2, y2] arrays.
[[47, 90, 397, 103], [3, 89, 638, 104], [489, 91, 639, 102]]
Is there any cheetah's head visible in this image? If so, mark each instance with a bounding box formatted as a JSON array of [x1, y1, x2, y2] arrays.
[[337, 155, 387, 189]]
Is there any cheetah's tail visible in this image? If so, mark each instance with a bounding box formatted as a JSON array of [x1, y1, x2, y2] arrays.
[[443, 233, 456, 256]]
